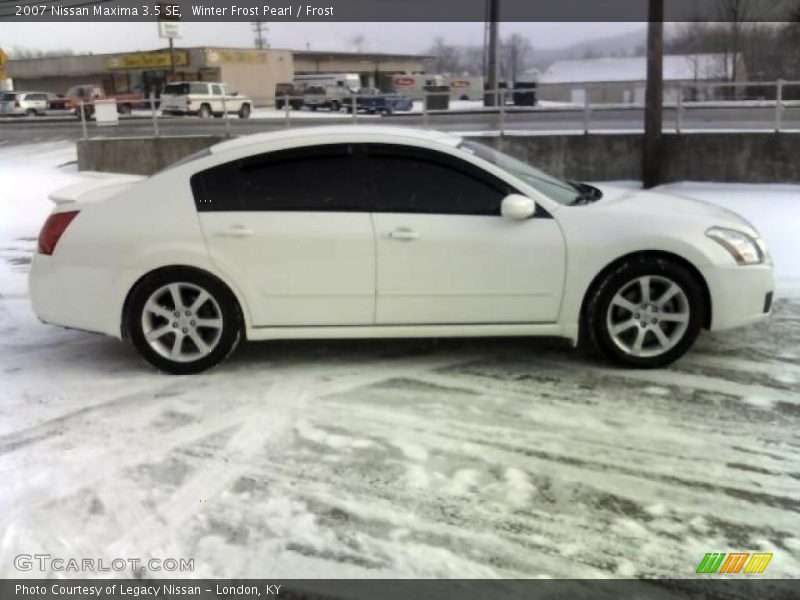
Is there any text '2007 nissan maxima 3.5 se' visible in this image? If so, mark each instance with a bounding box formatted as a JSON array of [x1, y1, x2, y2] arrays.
[[29, 126, 774, 374]]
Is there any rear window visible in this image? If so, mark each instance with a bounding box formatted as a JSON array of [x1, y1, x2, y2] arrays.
[[1, 93, 17, 101], [163, 83, 208, 95]]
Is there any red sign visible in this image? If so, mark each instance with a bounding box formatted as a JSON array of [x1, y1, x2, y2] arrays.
[[393, 77, 416, 86]]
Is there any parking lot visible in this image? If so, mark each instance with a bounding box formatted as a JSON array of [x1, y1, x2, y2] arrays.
[[1, 142, 798, 580]]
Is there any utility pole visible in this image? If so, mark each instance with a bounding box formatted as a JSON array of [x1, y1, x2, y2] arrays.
[[484, 0, 499, 107], [252, 21, 268, 49], [642, 0, 664, 189]]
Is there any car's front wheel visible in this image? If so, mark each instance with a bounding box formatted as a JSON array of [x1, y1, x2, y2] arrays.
[[587, 257, 705, 368], [127, 269, 242, 374]]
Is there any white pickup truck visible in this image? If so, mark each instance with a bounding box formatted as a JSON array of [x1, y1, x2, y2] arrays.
[[160, 81, 252, 119]]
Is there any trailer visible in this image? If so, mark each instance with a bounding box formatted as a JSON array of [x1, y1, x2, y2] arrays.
[[446, 76, 484, 101], [387, 74, 444, 101]]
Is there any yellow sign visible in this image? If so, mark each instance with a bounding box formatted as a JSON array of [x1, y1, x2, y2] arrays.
[[205, 49, 266, 65], [0, 48, 7, 68], [104, 51, 189, 71]]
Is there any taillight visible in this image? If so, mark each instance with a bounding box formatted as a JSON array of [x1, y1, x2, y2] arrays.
[[14, 99, 20, 108], [38, 211, 80, 255], [186, 99, 192, 107]]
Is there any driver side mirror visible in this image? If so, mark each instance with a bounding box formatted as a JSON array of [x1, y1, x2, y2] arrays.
[[501, 194, 536, 220]]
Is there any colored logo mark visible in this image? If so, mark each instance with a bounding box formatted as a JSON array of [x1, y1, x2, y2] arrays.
[[696, 552, 773, 574]]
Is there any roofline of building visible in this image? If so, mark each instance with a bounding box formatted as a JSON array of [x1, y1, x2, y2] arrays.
[[7, 46, 431, 63]]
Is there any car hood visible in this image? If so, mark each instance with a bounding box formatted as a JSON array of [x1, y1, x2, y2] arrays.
[[591, 183, 758, 235]]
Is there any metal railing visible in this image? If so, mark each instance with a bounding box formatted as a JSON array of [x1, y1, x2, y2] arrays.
[[56, 80, 800, 140]]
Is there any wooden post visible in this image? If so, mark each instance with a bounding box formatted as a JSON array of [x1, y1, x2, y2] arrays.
[[642, 0, 664, 189]]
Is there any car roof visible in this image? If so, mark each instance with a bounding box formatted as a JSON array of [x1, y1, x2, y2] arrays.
[[210, 126, 463, 156]]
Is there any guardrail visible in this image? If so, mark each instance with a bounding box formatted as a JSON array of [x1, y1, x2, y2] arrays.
[[59, 79, 800, 139]]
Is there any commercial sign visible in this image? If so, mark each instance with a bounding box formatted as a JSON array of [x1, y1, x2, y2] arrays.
[[104, 51, 189, 70], [205, 49, 266, 64], [158, 21, 181, 39]]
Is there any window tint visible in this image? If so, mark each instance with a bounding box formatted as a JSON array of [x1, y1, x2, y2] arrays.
[[164, 83, 189, 95], [191, 144, 370, 212], [0, 93, 16, 101], [364, 144, 512, 215], [211, 84, 222, 96], [190, 83, 207, 95]]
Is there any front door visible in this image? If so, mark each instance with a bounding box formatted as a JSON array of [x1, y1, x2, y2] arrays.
[[194, 143, 375, 327], [364, 144, 566, 325]]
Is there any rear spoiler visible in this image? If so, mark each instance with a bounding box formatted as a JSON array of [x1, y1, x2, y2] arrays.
[[48, 172, 146, 206]]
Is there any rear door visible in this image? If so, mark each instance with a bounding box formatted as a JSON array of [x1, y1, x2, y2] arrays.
[[193, 144, 376, 327], [366, 143, 566, 325]]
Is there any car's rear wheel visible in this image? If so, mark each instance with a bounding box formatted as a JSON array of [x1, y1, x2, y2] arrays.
[[330, 101, 340, 112], [198, 104, 211, 118], [587, 258, 705, 368], [127, 269, 242, 374], [25, 108, 37, 117]]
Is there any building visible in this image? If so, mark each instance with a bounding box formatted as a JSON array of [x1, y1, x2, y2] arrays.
[[537, 53, 746, 105], [292, 50, 429, 90], [6, 47, 429, 106]]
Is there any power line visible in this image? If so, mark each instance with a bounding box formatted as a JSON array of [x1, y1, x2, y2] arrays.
[[252, 21, 268, 50]]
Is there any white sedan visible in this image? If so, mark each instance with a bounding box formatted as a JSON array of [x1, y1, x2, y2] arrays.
[[30, 126, 774, 374]]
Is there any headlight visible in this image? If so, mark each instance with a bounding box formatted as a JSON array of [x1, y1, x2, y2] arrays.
[[706, 227, 764, 265]]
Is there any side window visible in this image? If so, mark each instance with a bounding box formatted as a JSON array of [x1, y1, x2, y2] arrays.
[[364, 144, 513, 216], [191, 144, 370, 212], [190, 83, 208, 95], [211, 84, 222, 96]]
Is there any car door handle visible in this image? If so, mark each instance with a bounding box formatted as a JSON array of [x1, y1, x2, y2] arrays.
[[386, 228, 420, 241], [215, 225, 254, 238]]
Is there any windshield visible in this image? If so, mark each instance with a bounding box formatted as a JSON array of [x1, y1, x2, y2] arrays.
[[458, 140, 583, 205]]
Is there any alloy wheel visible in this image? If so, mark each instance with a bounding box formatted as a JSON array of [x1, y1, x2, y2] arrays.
[[605, 275, 690, 358], [140, 282, 224, 363]]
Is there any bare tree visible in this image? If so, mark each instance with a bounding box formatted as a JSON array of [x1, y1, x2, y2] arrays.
[[10, 47, 75, 59], [500, 34, 533, 83], [426, 37, 461, 75], [349, 34, 366, 53]]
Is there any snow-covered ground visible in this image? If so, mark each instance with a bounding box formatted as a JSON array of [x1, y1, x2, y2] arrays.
[[1, 142, 799, 580]]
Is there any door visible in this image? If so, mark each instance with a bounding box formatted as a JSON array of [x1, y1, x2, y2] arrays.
[[210, 83, 224, 113], [220, 84, 243, 112], [193, 144, 376, 326], [570, 88, 586, 105], [365, 144, 566, 325]]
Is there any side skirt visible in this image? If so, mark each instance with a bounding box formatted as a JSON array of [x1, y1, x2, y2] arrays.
[[245, 322, 566, 342]]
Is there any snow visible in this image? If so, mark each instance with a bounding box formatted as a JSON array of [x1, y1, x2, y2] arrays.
[[0, 141, 799, 581], [539, 54, 735, 85]]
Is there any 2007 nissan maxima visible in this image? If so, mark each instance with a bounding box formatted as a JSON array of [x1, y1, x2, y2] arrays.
[[30, 126, 774, 374]]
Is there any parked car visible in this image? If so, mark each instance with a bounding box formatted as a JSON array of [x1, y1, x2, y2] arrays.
[[342, 88, 413, 114], [274, 82, 304, 110], [47, 85, 147, 118], [160, 81, 252, 119], [302, 84, 348, 112], [30, 126, 774, 374], [0, 91, 50, 116]]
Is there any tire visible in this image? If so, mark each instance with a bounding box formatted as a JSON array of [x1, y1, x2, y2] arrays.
[[330, 101, 340, 112], [127, 268, 242, 374], [384, 106, 393, 115], [117, 103, 132, 115], [198, 104, 212, 119], [25, 109, 37, 118], [586, 257, 705, 368], [238, 103, 251, 119]]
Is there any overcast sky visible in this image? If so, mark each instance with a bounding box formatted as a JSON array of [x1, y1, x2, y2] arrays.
[[1, 22, 645, 55]]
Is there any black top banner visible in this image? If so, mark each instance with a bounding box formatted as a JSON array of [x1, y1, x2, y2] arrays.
[[2, 0, 800, 22], [1, 579, 798, 600]]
